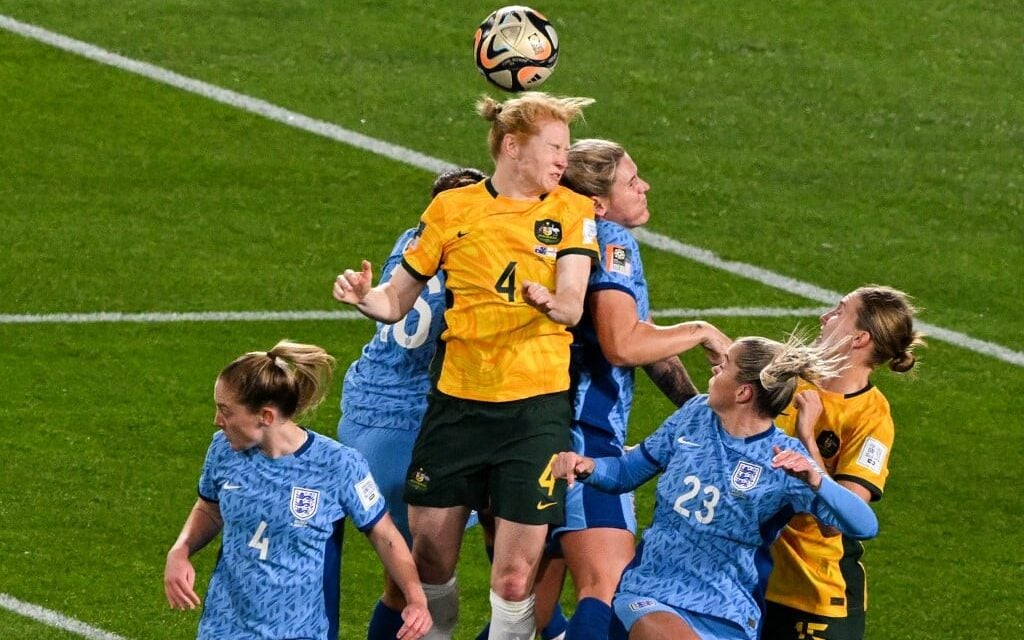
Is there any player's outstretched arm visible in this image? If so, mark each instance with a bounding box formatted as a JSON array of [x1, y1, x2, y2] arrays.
[[164, 498, 222, 610], [592, 289, 731, 367], [367, 514, 432, 639], [551, 451, 595, 487], [553, 445, 661, 493], [771, 446, 878, 540], [643, 356, 700, 407], [334, 262, 425, 324]]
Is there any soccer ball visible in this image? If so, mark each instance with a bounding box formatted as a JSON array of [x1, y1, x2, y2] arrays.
[[474, 6, 559, 92]]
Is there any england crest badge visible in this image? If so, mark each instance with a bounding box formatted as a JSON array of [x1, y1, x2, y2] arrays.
[[730, 461, 762, 492], [290, 486, 321, 520]]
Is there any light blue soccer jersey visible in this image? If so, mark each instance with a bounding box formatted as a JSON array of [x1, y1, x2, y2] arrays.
[[196, 430, 386, 640], [572, 219, 650, 442], [340, 228, 447, 431], [594, 396, 833, 639]]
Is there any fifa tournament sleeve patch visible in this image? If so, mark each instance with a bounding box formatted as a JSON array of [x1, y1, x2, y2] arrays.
[[605, 245, 632, 276], [856, 436, 889, 475], [583, 218, 597, 244], [355, 474, 382, 511]]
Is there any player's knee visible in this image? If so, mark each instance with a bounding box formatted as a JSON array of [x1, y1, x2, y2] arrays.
[[572, 565, 625, 600], [490, 568, 533, 601], [411, 539, 458, 584]]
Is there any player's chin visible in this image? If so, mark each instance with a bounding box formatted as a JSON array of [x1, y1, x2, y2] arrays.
[[224, 435, 248, 451]]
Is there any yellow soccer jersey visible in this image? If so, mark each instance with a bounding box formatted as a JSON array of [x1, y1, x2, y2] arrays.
[[401, 179, 598, 402], [767, 379, 895, 617]]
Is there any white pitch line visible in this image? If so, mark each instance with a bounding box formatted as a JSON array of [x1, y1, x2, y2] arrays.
[[0, 593, 130, 640], [1, 15, 1022, 368], [0, 307, 824, 325], [0, 310, 365, 324], [632, 229, 1024, 367], [653, 307, 828, 319]]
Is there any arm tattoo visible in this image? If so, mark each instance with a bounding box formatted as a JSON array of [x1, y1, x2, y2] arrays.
[[643, 356, 699, 407]]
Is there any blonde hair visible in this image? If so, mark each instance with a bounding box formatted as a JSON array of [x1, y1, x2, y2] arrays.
[[734, 335, 845, 418], [477, 92, 594, 160], [218, 340, 335, 418], [561, 138, 626, 198], [853, 285, 925, 373]]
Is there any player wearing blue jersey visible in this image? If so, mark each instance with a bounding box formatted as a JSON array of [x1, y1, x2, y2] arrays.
[[543, 139, 730, 640], [552, 336, 878, 640], [339, 168, 486, 640], [164, 340, 431, 640]]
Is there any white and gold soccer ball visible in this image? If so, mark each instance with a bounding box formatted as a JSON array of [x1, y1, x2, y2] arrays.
[[473, 6, 559, 92]]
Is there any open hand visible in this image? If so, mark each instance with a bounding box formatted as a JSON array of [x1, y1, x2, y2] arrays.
[[771, 446, 823, 490], [333, 260, 374, 305]]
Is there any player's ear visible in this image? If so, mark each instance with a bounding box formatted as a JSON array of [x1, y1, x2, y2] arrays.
[[502, 133, 519, 160], [851, 329, 871, 350], [736, 383, 754, 405], [592, 196, 609, 218]]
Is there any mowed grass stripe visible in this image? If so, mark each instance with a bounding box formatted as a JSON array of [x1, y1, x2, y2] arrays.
[[3, 14, 1020, 368]]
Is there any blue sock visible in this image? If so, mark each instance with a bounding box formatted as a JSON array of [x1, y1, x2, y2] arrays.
[[367, 599, 404, 640], [566, 597, 612, 640], [541, 601, 569, 640], [608, 608, 628, 640], [475, 623, 491, 640]]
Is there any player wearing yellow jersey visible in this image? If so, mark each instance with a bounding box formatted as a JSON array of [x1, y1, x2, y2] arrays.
[[402, 177, 596, 402], [334, 92, 598, 640], [762, 285, 924, 640]]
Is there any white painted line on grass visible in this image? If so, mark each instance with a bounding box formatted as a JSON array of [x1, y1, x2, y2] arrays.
[[631, 228, 844, 304], [0, 310, 365, 324], [632, 228, 1024, 367], [0, 593, 129, 640], [0, 307, 823, 325], [2, 15, 1022, 368], [653, 307, 828, 319]]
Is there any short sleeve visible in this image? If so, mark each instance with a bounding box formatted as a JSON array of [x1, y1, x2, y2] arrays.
[[338, 447, 387, 532], [590, 224, 640, 298], [378, 228, 417, 283], [554, 193, 598, 261], [401, 199, 448, 281], [832, 411, 894, 500], [197, 433, 224, 502]]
